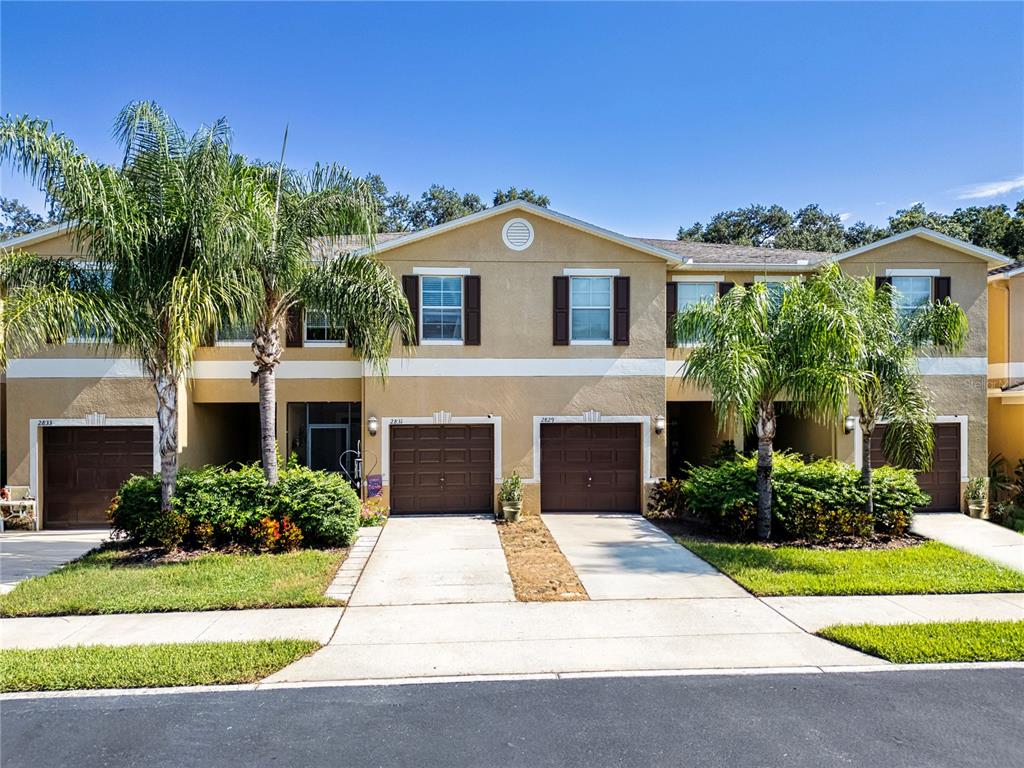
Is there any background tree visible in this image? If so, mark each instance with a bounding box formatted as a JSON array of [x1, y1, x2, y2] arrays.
[[674, 267, 862, 539], [0, 196, 57, 238], [363, 173, 413, 232], [493, 187, 550, 207], [852, 277, 968, 515], [0, 102, 254, 512], [407, 184, 486, 229], [242, 157, 414, 484], [676, 199, 1024, 259]]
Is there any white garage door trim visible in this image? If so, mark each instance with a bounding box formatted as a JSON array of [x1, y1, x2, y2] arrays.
[[529, 415, 654, 484], [379, 414, 502, 485], [29, 416, 160, 498], [852, 414, 968, 482]]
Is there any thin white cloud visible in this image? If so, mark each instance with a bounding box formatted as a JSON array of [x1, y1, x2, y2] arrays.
[[838, 212, 851, 222], [956, 175, 1024, 200]]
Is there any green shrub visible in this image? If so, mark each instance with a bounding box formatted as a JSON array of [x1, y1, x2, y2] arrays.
[[109, 463, 360, 550], [645, 478, 688, 518], [671, 452, 923, 541]]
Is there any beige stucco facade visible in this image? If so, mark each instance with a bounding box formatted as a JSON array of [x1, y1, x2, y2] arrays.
[[987, 268, 1024, 468], [1, 209, 1015, 524]]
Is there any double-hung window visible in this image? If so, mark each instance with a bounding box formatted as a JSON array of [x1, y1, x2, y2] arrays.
[[890, 276, 932, 317], [421, 275, 463, 343], [569, 276, 612, 343], [69, 264, 113, 342], [675, 282, 717, 345], [216, 318, 252, 345], [304, 309, 345, 344]]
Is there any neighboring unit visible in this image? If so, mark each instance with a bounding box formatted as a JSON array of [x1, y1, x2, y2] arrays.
[[0, 201, 1015, 526]]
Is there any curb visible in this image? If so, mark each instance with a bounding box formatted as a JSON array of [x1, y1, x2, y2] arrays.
[[4, 660, 1022, 701]]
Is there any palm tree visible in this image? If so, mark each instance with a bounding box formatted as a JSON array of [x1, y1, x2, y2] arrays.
[[0, 102, 256, 511], [852, 278, 968, 514], [238, 154, 414, 484], [674, 265, 863, 539]]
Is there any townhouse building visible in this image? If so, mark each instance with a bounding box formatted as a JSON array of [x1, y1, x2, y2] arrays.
[[0, 201, 1015, 527]]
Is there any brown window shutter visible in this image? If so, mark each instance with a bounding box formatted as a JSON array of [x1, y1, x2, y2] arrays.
[[666, 282, 678, 347], [613, 276, 630, 346], [464, 275, 481, 345], [875, 276, 893, 290], [401, 275, 420, 345], [934, 276, 951, 302], [744, 282, 754, 289], [553, 276, 569, 345], [285, 306, 304, 347], [718, 281, 734, 297]]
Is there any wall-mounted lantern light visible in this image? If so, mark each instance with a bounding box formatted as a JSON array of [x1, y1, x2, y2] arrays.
[[844, 415, 857, 434], [367, 416, 379, 437], [654, 414, 666, 435]]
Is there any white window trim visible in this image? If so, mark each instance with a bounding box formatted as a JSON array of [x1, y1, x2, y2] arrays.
[[673, 275, 725, 283], [303, 312, 347, 348], [562, 268, 620, 276], [413, 266, 471, 276], [886, 268, 940, 277], [379, 415, 502, 485], [754, 275, 796, 283], [29, 417, 160, 503], [527, 415, 655, 486], [214, 339, 251, 347], [852, 414, 968, 482], [419, 274, 465, 345], [568, 275, 613, 345]]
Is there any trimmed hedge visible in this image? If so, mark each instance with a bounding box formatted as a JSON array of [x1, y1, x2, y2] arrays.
[[651, 453, 927, 541], [109, 463, 361, 550]]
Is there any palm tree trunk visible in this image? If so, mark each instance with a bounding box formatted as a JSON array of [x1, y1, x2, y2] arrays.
[[860, 416, 874, 517], [755, 401, 776, 540], [154, 371, 178, 513], [257, 366, 278, 484], [252, 322, 282, 484]]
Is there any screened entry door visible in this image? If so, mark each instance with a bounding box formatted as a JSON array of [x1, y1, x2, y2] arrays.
[[307, 424, 351, 475]]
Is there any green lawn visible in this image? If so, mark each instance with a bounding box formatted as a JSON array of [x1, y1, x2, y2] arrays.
[[679, 538, 1024, 596], [0, 548, 346, 617], [818, 621, 1024, 663], [0, 640, 318, 692]]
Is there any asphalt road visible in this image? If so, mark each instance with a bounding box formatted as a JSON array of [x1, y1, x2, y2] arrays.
[[2, 669, 1022, 768]]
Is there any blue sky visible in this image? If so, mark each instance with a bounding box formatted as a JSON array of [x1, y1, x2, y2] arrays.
[[2, 1, 1022, 237]]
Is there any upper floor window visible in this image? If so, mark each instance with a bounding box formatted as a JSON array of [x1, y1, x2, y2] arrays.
[[69, 264, 113, 342], [421, 275, 463, 342], [570, 276, 612, 343], [891, 275, 932, 316], [675, 282, 717, 345], [216, 318, 252, 345], [304, 309, 345, 344]]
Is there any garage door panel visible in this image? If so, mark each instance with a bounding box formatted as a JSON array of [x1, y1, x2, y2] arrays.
[[389, 424, 494, 514], [870, 423, 960, 512], [540, 423, 642, 513], [44, 426, 154, 528]]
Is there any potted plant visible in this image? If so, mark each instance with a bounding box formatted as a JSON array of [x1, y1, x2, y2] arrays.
[[498, 472, 523, 523], [964, 476, 988, 519]]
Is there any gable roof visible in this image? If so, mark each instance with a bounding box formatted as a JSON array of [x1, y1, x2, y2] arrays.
[[637, 238, 830, 268], [0, 223, 71, 250], [832, 227, 1012, 266], [352, 200, 684, 264], [989, 261, 1024, 280]]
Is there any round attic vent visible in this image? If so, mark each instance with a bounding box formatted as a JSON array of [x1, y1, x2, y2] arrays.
[[502, 218, 534, 251]]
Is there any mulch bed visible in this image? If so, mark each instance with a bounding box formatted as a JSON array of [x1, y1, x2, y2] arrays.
[[496, 514, 589, 602], [648, 515, 925, 551]]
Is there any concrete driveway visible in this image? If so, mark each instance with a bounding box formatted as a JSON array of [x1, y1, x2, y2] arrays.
[[268, 513, 876, 683], [0, 529, 110, 593]]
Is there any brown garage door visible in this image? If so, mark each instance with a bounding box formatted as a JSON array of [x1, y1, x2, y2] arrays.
[[541, 423, 641, 513], [870, 423, 961, 512], [389, 424, 494, 514], [43, 426, 154, 528]]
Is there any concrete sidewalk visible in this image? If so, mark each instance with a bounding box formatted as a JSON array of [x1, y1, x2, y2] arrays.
[[912, 512, 1024, 572], [763, 593, 1024, 632], [265, 597, 878, 682], [0, 607, 342, 650], [0, 529, 110, 594]]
